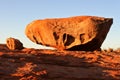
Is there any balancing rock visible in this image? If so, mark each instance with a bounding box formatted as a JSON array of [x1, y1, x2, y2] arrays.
[[25, 16, 113, 51]]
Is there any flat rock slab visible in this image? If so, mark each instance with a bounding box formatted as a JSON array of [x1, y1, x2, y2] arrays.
[[0, 48, 120, 80]]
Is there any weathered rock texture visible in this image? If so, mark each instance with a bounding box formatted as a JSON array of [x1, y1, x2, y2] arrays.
[[6, 37, 24, 50], [0, 46, 120, 80], [25, 16, 113, 51]]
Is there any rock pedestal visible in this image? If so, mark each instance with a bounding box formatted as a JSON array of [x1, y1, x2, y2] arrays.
[[25, 16, 113, 51]]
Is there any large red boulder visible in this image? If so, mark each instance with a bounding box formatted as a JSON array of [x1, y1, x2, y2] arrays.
[[25, 16, 113, 51]]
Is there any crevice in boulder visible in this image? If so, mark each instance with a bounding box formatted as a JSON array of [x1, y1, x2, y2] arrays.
[[64, 34, 75, 46]]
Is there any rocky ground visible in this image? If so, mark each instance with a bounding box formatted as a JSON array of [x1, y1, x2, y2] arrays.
[[0, 44, 120, 80]]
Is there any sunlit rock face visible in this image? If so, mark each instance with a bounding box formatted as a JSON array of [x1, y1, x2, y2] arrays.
[[25, 16, 113, 51], [6, 37, 24, 50]]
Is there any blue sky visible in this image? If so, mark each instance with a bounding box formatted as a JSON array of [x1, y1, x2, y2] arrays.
[[0, 0, 120, 49]]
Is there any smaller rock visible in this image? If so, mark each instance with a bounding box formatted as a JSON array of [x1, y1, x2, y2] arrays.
[[6, 37, 24, 50]]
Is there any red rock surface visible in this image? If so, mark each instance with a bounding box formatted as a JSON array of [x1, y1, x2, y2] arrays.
[[6, 37, 24, 50], [0, 44, 120, 80], [25, 16, 113, 51]]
